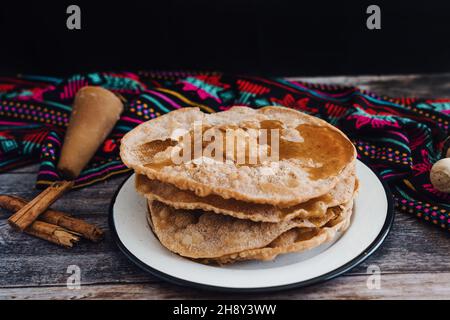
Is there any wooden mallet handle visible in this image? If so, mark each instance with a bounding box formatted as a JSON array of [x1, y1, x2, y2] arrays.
[[8, 87, 123, 232]]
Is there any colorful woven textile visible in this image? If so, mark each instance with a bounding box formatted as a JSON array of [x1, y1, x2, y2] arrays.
[[0, 71, 449, 231]]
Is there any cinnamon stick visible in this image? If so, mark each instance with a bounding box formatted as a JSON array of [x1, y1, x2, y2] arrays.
[[0, 195, 104, 242], [25, 221, 80, 248], [41, 210, 104, 242], [7, 180, 74, 231]]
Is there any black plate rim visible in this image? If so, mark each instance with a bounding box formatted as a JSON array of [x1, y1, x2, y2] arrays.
[[108, 162, 395, 293]]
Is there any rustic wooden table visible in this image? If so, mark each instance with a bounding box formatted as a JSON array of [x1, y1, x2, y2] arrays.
[[1, 74, 450, 300]]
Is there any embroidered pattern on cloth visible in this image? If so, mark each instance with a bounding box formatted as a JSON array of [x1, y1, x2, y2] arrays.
[[0, 71, 449, 231]]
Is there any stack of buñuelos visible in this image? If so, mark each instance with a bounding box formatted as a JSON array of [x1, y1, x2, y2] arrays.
[[120, 106, 358, 264]]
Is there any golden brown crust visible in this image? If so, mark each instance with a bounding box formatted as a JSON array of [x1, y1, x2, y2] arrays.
[[200, 200, 354, 264], [121, 106, 357, 207], [136, 165, 356, 222], [146, 197, 354, 260], [147, 199, 343, 259]]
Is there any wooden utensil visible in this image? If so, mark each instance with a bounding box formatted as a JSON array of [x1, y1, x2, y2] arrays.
[[8, 86, 124, 231]]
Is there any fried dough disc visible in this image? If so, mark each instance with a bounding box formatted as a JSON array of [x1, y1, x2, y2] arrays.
[[121, 106, 356, 207], [137, 167, 356, 222], [147, 200, 344, 259], [201, 200, 354, 264]]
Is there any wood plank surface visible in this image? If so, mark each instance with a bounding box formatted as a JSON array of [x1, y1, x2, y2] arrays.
[[2, 273, 450, 300], [1, 73, 450, 300]]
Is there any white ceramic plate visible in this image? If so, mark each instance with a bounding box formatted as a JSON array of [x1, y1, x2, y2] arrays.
[[109, 160, 394, 292]]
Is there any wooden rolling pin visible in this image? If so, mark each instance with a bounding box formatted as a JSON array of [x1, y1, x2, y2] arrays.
[[8, 86, 124, 231]]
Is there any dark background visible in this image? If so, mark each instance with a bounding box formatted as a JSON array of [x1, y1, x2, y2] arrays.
[[1, 0, 449, 76]]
